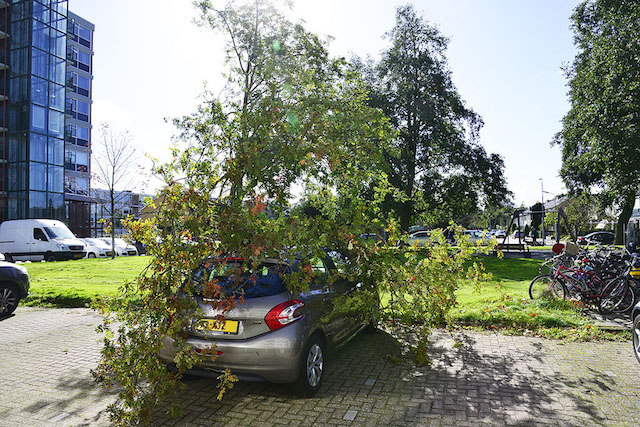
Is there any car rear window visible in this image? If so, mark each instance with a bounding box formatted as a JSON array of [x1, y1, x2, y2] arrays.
[[192, 261, 289, 299]]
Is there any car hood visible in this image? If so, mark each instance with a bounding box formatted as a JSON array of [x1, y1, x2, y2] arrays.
[[0, 262, 29, 277], [58, 238, 86, 248]]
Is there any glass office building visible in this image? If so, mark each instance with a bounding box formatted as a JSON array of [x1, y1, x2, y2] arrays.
[[0, 1, 93, 236]]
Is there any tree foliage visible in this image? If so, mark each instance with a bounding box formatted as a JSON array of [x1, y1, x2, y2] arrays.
[[93, 2, 493, 424], [554, 0, 640, 243], [356, 5, 509, 230], [544, 193, 595, 240]]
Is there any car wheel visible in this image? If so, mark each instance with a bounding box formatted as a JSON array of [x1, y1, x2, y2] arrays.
[[633, 314, 640, 364], [0, 283, 20, 316], [45, 252, 56, 262], [88, 252, 96, 258], [291, 334, 325, 397]]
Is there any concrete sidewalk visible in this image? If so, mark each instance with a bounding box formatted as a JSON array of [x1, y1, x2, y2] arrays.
[[1, 308, 639, 426]]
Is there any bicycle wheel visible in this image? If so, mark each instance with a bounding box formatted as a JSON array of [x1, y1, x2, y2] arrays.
[[529, 274, 566, 300], [598, 277, 629, 314], [613, 285, 636, 313]]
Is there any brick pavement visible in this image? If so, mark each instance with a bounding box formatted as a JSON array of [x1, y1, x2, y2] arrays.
[[1, 308, 639, 426]]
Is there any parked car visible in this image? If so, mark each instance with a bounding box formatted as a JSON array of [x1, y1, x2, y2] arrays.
[[577, 231, 615, 246], [158, 252, 375, 396], [80, 238, 114, 258], [0, 256, 30, 316], [407, 231, 439, 247], [462, 230, 492, 245], [98, 238, 138, 256], [632, 300, 640, 363], [512, 230, 526, 239], [494, 230, 507, 238], [0, 219, 86, 262]]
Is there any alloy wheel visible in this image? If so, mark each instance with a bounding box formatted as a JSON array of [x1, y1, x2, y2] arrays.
[[0, 287, 17, 314], [306, 343, 323, 387]]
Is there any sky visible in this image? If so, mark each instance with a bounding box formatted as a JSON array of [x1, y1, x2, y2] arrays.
[[70, 0, 582, 207]]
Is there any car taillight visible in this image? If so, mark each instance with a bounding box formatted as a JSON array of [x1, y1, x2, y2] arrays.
[[265, 300, 304, 331]]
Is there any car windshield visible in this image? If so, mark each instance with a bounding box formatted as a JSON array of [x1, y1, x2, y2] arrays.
[[192, 260, 289, 300], [85, 238, 106, 246], [44, 226, 75, 240]]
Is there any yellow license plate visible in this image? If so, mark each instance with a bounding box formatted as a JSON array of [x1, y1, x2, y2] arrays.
[[197, 319, 239, 334]]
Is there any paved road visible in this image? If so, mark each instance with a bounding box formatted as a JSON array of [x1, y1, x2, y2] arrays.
[[1, 308, 639, 426]]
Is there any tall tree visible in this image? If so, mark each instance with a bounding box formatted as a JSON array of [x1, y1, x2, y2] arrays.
[[358, 5, 509, 230], [92, 123, 141, 258], [93, 2, 494, 423], [554, 0, 640, 244]]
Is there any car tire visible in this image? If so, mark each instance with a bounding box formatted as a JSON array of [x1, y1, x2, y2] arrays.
[[45, 252, 56, 262], [0, 283, 20, 316], [291, 334, 325, 397], [633, 314, 640, 364], [88, 252, 96, 259]]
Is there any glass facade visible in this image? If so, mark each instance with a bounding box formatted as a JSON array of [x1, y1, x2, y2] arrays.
[[6, 0, 69, 221], [0, 2, 93, 229]]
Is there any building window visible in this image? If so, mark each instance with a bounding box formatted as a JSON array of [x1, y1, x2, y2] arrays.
[[31, 77, 48, 106], [29, 133, 47, 163], [49, 82, 65, 111], [67, 124, 90, 147], [64, 149, 75, 170], [68, 46, 91, 73], [48, 138, 64, 166], [64, 149, 89, 172], [31, 104, 47, 132], [64, 175, 89, 195], [67, 72, 90, 97], [29, 162, 47, 191], [73, 23, 92, 48], [50, 28, 66, 59], [66, 98, 90, 122], [48, 165, 64, 193], [31, 47, 48, 79], [48, 109, 64, 137]]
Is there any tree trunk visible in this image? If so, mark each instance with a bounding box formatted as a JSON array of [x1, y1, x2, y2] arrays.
[[400, 199, 412, 232], [111, 190, 116, 259], [615, 192, 636, 245]]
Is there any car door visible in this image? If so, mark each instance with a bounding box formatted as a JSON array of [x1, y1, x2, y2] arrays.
[[30, 227, 49, 261], [325, 252, 370, 343], [307, 256, 355, 347]]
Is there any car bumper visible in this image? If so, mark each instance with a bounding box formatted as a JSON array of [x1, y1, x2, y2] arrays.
[[55, 251, 86, 260], [158, 323, 306, 383]]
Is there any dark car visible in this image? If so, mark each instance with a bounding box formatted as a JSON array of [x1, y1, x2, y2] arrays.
[[577, 231, 615, 246], [631, 299, 640, 363], [158, 252, 375, 396], [0, 254, 30, 316]]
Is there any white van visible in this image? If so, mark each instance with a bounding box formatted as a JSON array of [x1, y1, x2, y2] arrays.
[[0, 219, 86, 262]]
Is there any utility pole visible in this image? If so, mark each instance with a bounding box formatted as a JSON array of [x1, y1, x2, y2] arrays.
[[540, 178, 546, 244]]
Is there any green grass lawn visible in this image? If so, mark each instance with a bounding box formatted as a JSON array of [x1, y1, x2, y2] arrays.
[[18, 252, 628, 340], [23, 256, 149, 307], [451, 255, 628, 340]]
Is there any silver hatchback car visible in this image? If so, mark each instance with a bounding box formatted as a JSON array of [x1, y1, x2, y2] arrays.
[[158, 252, 374, 396]]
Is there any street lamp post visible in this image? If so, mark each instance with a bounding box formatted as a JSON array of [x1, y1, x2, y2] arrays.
[[540, 179, 546, 244]]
